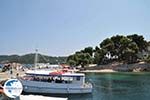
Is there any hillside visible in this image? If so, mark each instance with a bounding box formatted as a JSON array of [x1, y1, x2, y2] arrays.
[[0, 53, 67, 64]]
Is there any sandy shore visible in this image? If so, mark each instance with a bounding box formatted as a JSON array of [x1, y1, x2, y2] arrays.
[[80, 69, 117, 73]]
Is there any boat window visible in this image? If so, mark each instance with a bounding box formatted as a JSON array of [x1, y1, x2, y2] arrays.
[[47, 77, 54, 82], [76, 76, 80, 81], [23, 76, 34, 81], [60, 77, 72, 84], [55, 77, 63, 83]]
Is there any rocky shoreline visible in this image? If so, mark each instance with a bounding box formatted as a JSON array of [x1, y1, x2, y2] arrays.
[[81, 62, 150, 73]]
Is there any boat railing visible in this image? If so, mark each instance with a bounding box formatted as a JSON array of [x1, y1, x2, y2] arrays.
[[21, 76, 74, 84]]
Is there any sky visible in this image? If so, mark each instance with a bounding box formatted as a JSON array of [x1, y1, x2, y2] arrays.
[[0, 0, 150, 56]]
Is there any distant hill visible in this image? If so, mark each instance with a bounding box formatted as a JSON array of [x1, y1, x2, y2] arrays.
[[0, 53, 67, 64]]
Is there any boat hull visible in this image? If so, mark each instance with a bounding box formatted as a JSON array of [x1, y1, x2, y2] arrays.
[[20, 80, 92, 94]]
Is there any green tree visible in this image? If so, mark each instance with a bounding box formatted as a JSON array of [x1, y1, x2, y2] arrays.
[[127, 34, 148, 52], [67, 52, 92, 67], [67, 34, 149, 65], [145, 55, 150, 63], [67, 59, 76, 67], [97, 35, 139, 64], [94, 46, 100, 52], [94, 49, 106, 64], [81, 47, 93, 56]]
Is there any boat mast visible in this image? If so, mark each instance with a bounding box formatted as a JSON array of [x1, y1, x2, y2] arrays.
[[34, 49, 38, 68]]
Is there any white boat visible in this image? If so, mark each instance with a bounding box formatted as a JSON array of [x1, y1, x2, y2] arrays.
[[20, 70, 93, 94]]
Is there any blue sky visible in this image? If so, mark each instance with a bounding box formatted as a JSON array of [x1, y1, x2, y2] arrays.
[[0, 0, 150, 56]]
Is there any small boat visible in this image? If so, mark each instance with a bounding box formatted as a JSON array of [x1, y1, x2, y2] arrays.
[[20, 70, 92, 94]]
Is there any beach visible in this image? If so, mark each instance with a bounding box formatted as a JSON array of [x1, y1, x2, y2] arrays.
[[80, 69, 117, 73]]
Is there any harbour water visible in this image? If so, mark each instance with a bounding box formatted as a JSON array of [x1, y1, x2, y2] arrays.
[[67, 72, 150, 100], [1, 72, 150, 100]]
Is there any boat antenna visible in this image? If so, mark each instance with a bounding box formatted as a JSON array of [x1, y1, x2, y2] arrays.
[[34, 49, 38, 68]]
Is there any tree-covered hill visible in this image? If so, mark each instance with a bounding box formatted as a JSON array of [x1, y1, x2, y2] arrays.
[[0, 53, 67, 64], [67, 34, 150, 67]]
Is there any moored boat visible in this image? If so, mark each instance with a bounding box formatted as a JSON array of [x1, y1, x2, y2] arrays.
[[19, 70, 92, 94]]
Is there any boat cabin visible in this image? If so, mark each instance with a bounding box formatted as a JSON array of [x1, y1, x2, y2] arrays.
[[22, 70, 85, 86]]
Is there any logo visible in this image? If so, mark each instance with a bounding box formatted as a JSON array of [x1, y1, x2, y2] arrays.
[[3, 79, 23, 98]]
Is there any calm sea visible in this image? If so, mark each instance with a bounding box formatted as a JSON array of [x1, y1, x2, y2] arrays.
[[68, 72, 150, 100], [1, 72, 150, 100]]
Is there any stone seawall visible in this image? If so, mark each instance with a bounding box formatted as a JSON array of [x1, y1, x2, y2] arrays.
[[85, 63, 150, 72]]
